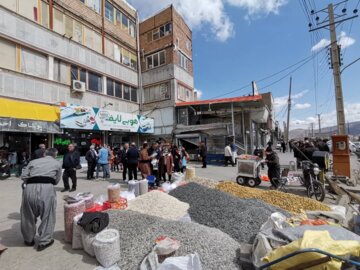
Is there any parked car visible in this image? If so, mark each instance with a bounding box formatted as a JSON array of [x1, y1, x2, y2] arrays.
[[327, 140, 357, 153], [353, 142, 360, 152]]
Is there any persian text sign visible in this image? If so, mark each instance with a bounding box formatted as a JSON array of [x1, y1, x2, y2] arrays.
[[60, 105, 154, 133]]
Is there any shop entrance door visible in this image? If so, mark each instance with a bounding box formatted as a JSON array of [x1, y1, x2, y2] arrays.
[[31, 133, 49, 153]]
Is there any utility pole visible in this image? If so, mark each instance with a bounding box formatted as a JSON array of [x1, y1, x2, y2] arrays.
[[309, 2, 358, 135], [286, 77, 292, 143], [317, 113, 321, 136], [310, 123, 314, 138]]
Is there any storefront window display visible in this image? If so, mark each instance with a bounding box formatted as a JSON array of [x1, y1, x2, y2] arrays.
[[54, 130, 103, 156]]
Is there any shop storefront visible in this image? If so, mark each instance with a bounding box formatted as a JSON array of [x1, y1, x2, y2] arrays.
[[59, 104, 154, 155], [0, 98, 61, 153]]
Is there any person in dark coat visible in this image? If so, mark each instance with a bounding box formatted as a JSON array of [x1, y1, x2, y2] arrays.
[[120, 143, 129, 181], [17, 151, 29, 177], [126, 142, 139, 180], [265, 147, 280, 189], [281, 141, 286, 153], [198, 141, 207, 168], [85, 145, 97, 180], [317, 139, 330, 152], [31, 144, 46, 160], [61, 144, 80, 192], [171, 145, 181, 172]]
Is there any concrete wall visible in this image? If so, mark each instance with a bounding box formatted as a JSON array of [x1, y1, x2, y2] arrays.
[[0, 69, 139, 113], [0, 7, 138, 86], [143, 106, 175, 136]]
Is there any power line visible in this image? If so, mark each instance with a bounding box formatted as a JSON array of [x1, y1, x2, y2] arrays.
[[211, 45, 329, 99]]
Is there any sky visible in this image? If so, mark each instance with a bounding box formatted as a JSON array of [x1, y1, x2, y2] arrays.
[[128, 0, 360, 131]]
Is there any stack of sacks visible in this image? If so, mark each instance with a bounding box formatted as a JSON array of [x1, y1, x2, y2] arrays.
[[64, 200, 86, 243]]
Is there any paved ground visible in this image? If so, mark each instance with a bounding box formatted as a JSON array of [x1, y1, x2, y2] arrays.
[[0, 151, 359, 269]]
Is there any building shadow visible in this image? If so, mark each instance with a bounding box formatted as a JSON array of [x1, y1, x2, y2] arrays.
[[0, 222, 23, 247]]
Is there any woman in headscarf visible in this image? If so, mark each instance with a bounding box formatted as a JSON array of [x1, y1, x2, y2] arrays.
[[138, 142, 152, 179]]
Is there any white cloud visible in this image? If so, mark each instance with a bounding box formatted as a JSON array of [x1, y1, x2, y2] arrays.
[[227, 0, 287, 16], [311, 39, 330, 52], [291, 102, 360, 130], [294, 103, 311, 110], [338, 31, 356, 49], [128, 0, 287, 42], [311, 31, 355, 51], [274, 90, 309, 111], [195, 89, 203, 99]]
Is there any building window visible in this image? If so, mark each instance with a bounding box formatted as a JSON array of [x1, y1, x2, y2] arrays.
[[152, 29, 160, 41], [53, 8, 65, 35], [122, 12, 129, 31], [18, 0, 38, 22], [41, 2, 49, 28], [81, 0, 101, 14], [129, 20, 136, 38], [122, 49, 130, 66], [88, 71, 102, 92], [70, 65, 86, 83], [131, 87, 137, 103], [20, 47, 48, 79], [160, 23, 172, 37], [115, 81, 122, 98], [146, 51, 166, 70], [84, 27, 102, 53], [107, 78, 114, 96], [177, 84, 192, 101], [144, 82, 170, 103], [54, 59, 69, 85], [178, 52, 188, 71], [0, 38, 16, 71], [73, 21, 83, 43], [186, 41, 192, 51], [130, 53, 137, 70], [123, 85, 130, 100], [105, 1, 114, 23]]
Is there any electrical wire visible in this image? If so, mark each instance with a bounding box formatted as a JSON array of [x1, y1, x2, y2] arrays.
[[211, 45, 329, 99]]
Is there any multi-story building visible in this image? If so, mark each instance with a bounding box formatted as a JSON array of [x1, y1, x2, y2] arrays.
[[0, 0, 155, 155], [139, 5, 195, 139]]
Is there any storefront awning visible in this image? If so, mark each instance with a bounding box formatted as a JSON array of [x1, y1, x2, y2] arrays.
[[0, 98, 60, 122]]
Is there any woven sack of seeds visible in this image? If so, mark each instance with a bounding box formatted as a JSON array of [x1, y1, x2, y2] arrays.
[[93, 229, 121, 267], [72, 213, 84, 250], [128, 180, 140, 197], [81, 230, 97, 257], [108, 184, 121, 203], [64, 200, 85, 243]]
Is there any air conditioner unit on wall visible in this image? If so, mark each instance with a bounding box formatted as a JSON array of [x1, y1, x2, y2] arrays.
[[72, 80, 86, 93]]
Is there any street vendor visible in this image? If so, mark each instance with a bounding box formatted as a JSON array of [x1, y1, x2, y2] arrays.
[[264, 147, 280, 189], [20, 148, 62, 251]]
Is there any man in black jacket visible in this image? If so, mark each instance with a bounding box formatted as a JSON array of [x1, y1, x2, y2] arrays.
[[120, 143, 129, 181], [61, 144, 80, 192], [126, 142, 139, 180], [198, 141, 207, 168], [31, 144, 46, 160], [265, 147, 280, 189], [85, 145, 97, 180]]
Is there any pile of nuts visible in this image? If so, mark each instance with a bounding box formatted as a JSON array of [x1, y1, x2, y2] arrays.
[[216, 182, 331, 213]]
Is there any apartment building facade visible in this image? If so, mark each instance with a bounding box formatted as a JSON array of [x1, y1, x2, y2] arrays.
[[139, 5, 195, 139], [0, 0, 155, 155]]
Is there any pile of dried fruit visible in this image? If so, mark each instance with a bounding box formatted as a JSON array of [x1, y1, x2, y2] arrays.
[[216, 182, 330, 213]]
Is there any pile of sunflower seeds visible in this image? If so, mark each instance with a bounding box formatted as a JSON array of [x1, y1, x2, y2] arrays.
[[107, 210, 242, 270], [169, 183, 289, 244], [127, 190, 189, 220]]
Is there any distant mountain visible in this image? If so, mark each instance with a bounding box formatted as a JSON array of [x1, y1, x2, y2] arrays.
[[289, 121, 360, 139]]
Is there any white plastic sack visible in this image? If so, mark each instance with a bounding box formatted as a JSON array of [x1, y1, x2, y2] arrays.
[[93, 229, 121, 268], [172, 173, 185, 182], [81, 230, 97, 257], [94, 264, 121, 270], [120, 190, 136, 201], [154, 237, 180, 255], [72, 213, 84, 250], [161, 182, 173, 193], [158, 253, 202, 270], [306, 204, 346, 224]]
